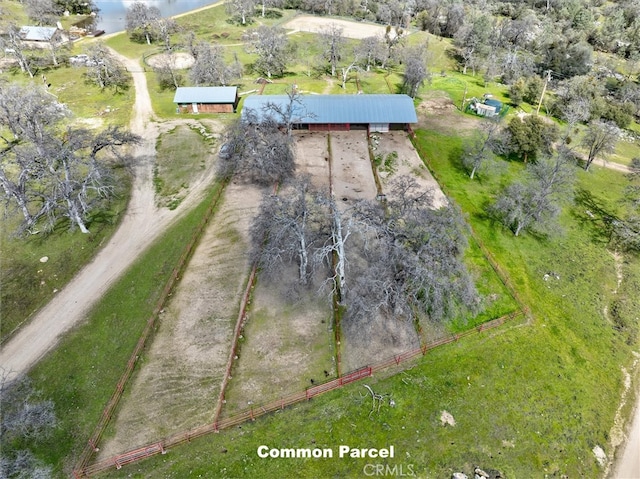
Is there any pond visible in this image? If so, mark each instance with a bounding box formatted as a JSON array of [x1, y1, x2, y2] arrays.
[[93, 0, 222, 34]]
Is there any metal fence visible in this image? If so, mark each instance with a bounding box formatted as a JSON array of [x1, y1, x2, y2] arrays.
[[73, 308, 522, 477], [73, 183, 227, 477]]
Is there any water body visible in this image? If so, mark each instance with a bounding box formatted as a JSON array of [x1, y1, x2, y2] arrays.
[[93, 0, 221, 34]]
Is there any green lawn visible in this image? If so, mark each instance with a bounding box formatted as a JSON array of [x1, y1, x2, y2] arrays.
[[154, 124, 214, 208]]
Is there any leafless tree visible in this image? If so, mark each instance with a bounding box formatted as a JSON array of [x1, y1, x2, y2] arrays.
[[153, 17, 178, 52], [340, 51, 361, 90], [244, 25, 290, 79], [83, 44, 130, 92], [261, 86, 310, 137], [0, 371, 56, 478], [0, 85, 139, 235], [23, 0, 61, 25], [462, 117, 502, 179], [581, 120, 620, 171], [226, 0, 257, 25], [153, 54, 183, 90], [0, 24, 35, 78], [489, 152, 575, 236], [125, 1, 161, 44], [218, 110, 295, 186], [319, 24, 345, 77], [251, 177, 328, 286], [190, 42, 242, 86], [356, 36, 386, 71], [401, 44, 429, 98]]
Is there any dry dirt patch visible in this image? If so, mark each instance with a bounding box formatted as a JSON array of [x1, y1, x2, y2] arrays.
[[416, 92, 481, 136], [372, 130, 448, 208], [99, 181, 263, 458], [145, 52, 195, 69], [330, 131, 378, 208], [284, 15, 400, 40]]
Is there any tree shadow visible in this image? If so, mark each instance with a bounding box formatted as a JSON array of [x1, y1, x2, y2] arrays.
[[571, 188, 618, 245]]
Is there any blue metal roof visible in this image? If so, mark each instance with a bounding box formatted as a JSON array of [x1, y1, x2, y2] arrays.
[[242, 94, 417, 124], [173, 87, 238, 104]]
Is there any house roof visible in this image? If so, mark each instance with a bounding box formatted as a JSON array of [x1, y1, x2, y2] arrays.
[[242, 94, 418, 124], [19, 26, 58, 42], [173, 87, 238, 104]]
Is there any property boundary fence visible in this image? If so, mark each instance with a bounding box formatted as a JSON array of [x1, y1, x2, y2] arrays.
[[73, 183, 227, 477], [73, 309, 522, 477], [407, 125, 531, 317]]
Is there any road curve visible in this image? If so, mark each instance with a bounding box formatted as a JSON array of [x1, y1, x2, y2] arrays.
[[0, 51, 211, 379]]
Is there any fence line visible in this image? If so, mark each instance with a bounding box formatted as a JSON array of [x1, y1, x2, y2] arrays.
[[212, 264, 258, 426], [73, 309, 522, 477], [73, 184, 227, 477]]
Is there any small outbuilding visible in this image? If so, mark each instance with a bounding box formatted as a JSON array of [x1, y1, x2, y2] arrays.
[[242, 94, 417, 132], [19, 26, 63, 43], [173, 86, 239, 114]]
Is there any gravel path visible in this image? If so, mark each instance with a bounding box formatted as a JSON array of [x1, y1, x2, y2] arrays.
[[0, 51, 216, 380]]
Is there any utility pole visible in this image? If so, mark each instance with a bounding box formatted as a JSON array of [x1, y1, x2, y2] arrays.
[[536, 70, 552, 115]]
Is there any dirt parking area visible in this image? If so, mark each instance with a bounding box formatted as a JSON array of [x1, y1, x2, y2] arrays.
[[284, 15, 402, 39]]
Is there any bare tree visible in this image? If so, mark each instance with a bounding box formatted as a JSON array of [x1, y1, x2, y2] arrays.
[[340, 52, 361, 90], [0, 85, 139, 235], [251, 177, 327, 285], [154, 54, 183, 90], [153, 17, 178, 52], [1, 372, 56, 479], [489, 152, 575, 236], [23, 0, 61, 25], [348, 177, 479, 325], [190, 42, 241, 87], [261, 86, 310, 137], [83, 44, 130, 92], [244, 25, 290, 79], [218, 110, 295, 186], [319, 24, 345, 77], [581, 120, 620, 171], [401, 44, 429, 98], [356, 36, 386, 72], [0, 25, 35, 78], [125, 1, 161, 44], [226, 0, 257, 25], [462, 117, 502, 179]]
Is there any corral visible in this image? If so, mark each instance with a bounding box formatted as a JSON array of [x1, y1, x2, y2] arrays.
[[98, 128, 448, 457]]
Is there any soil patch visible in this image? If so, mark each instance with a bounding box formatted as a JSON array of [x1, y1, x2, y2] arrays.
[[372, 130, 447, 208], [284, 15, 401, 40], [416, 92, 481, 136], [99, 181, 263, 458], [330, 131, 378, 208], [145, 52, 195, 69]]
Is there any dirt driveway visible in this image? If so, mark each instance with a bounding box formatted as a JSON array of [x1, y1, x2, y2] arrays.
[[0, 51, 218, 380]]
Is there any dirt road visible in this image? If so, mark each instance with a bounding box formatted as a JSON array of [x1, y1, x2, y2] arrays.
[[0, 52, 216, 380]]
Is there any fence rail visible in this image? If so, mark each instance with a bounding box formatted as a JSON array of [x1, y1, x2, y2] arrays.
[[73, 184, 227, 477], [74, 309, 522, 477]]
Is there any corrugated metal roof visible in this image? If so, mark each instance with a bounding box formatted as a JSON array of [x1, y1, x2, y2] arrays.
[[242, 94, 418, 124], [173, 87, 238, 104], [19, 26, 58, 42]]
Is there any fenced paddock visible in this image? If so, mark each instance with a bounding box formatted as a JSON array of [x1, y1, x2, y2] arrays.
[[73, 311, 521, 478], [96, 182, 263, 459]]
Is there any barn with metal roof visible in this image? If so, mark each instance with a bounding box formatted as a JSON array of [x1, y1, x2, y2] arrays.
[[242, 94, 417, 132], [174, 87, 239, 114]]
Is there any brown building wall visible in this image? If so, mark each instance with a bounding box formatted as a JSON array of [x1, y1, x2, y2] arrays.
[[177, 103, 235, 114]]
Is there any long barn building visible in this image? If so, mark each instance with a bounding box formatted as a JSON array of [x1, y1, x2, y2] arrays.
[[242, 94, 417, 132]]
